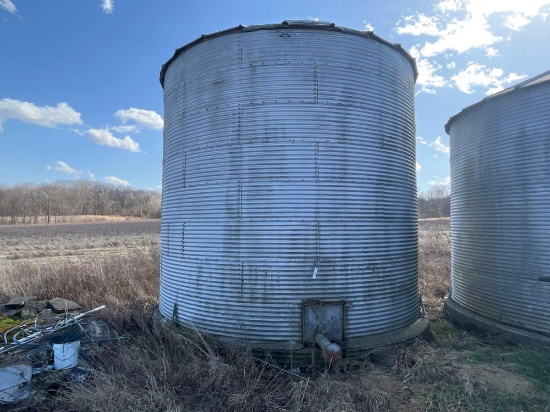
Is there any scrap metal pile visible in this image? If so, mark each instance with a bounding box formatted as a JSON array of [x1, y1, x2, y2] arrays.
[[0, 296, 110, 407]]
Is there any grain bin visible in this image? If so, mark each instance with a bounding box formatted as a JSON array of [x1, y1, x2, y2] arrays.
[[159, 20, 428, 362], [445, 71, 550, 345]]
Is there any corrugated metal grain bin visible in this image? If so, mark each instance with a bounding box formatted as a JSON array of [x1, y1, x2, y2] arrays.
[[445, 71, 550, 344], [159, 21, 428, 360]]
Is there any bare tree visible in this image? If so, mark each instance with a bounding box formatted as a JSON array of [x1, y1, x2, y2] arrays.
[[418, 184, 450, 218]]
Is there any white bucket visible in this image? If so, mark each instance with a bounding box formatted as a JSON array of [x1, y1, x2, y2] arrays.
[[53, 340, 80, 370]]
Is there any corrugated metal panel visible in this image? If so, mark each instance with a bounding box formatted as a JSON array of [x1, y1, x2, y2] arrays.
[[448, 75, 550, 336], [445, 69, 550, 133], [160, 23, 419, 349], [159, 21, 418, 87]]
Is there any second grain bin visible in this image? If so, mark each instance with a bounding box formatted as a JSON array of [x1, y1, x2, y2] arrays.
[[445, 71, 550, 345], [159, 21, 428, 362]]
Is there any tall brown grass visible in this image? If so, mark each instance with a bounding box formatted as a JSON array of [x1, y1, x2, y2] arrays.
[[418, 223, 451, 319], [0, 244, 159, 321]]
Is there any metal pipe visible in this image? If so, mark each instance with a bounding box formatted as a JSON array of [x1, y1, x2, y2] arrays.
[[314, 332, 342, 364]]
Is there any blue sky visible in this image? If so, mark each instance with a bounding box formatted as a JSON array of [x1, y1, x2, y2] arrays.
[[1, 0, 549, 191]]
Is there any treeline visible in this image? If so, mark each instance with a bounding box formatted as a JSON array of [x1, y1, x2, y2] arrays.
[[418, 184, 450, 219], [1, 180, 449, 224], [0, 181, 161, 224]]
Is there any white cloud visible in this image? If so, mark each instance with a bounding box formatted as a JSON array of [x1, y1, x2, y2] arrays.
[[104, 176, 131, 187], [110, 124, 138, 133], [416, 136, 428, 145], [363, 21, 375, 31], [477, 1, 550, 30], [420, 13, 501, 58], [101, 0, 114, 14], [53, 161, 78, 175], [114, 108, 163, 130], [416, 162, 422, 172], [46, 161, 94, 179], [485, 47, 499, 58], [395, 0, 550, 94], [428, 176, 451, 187], [0, 0, 16, 13], [430, 136, 450, 154], [415, 58, 449, 93], [505, 13, 531, 30], [398, 1, 550, 58], [420, 135, 450, 154], [86, 128, 141, 152], [409, 46, 449, 93], [408, 45, 420, 60], [451, 63, 527, 95], [396, 13, 440, 36], [0, 99, 82, 133], [436, 0, 462, 13], [307, 16, 320, 22]]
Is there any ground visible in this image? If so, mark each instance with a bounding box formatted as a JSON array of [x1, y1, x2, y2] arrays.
[[0, 218, 548, 411]]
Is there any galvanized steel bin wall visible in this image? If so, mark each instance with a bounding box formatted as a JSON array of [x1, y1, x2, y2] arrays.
[[160, 22, 420, 350], [446, 72, 550, 337]]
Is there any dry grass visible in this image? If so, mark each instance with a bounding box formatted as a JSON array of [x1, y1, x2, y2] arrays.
[[418, 219, 451, 319], [0, 215, 152, 225], [0, 220, 159, 263], [1, 218, 549, 412], [0, 248, 159, 321]]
